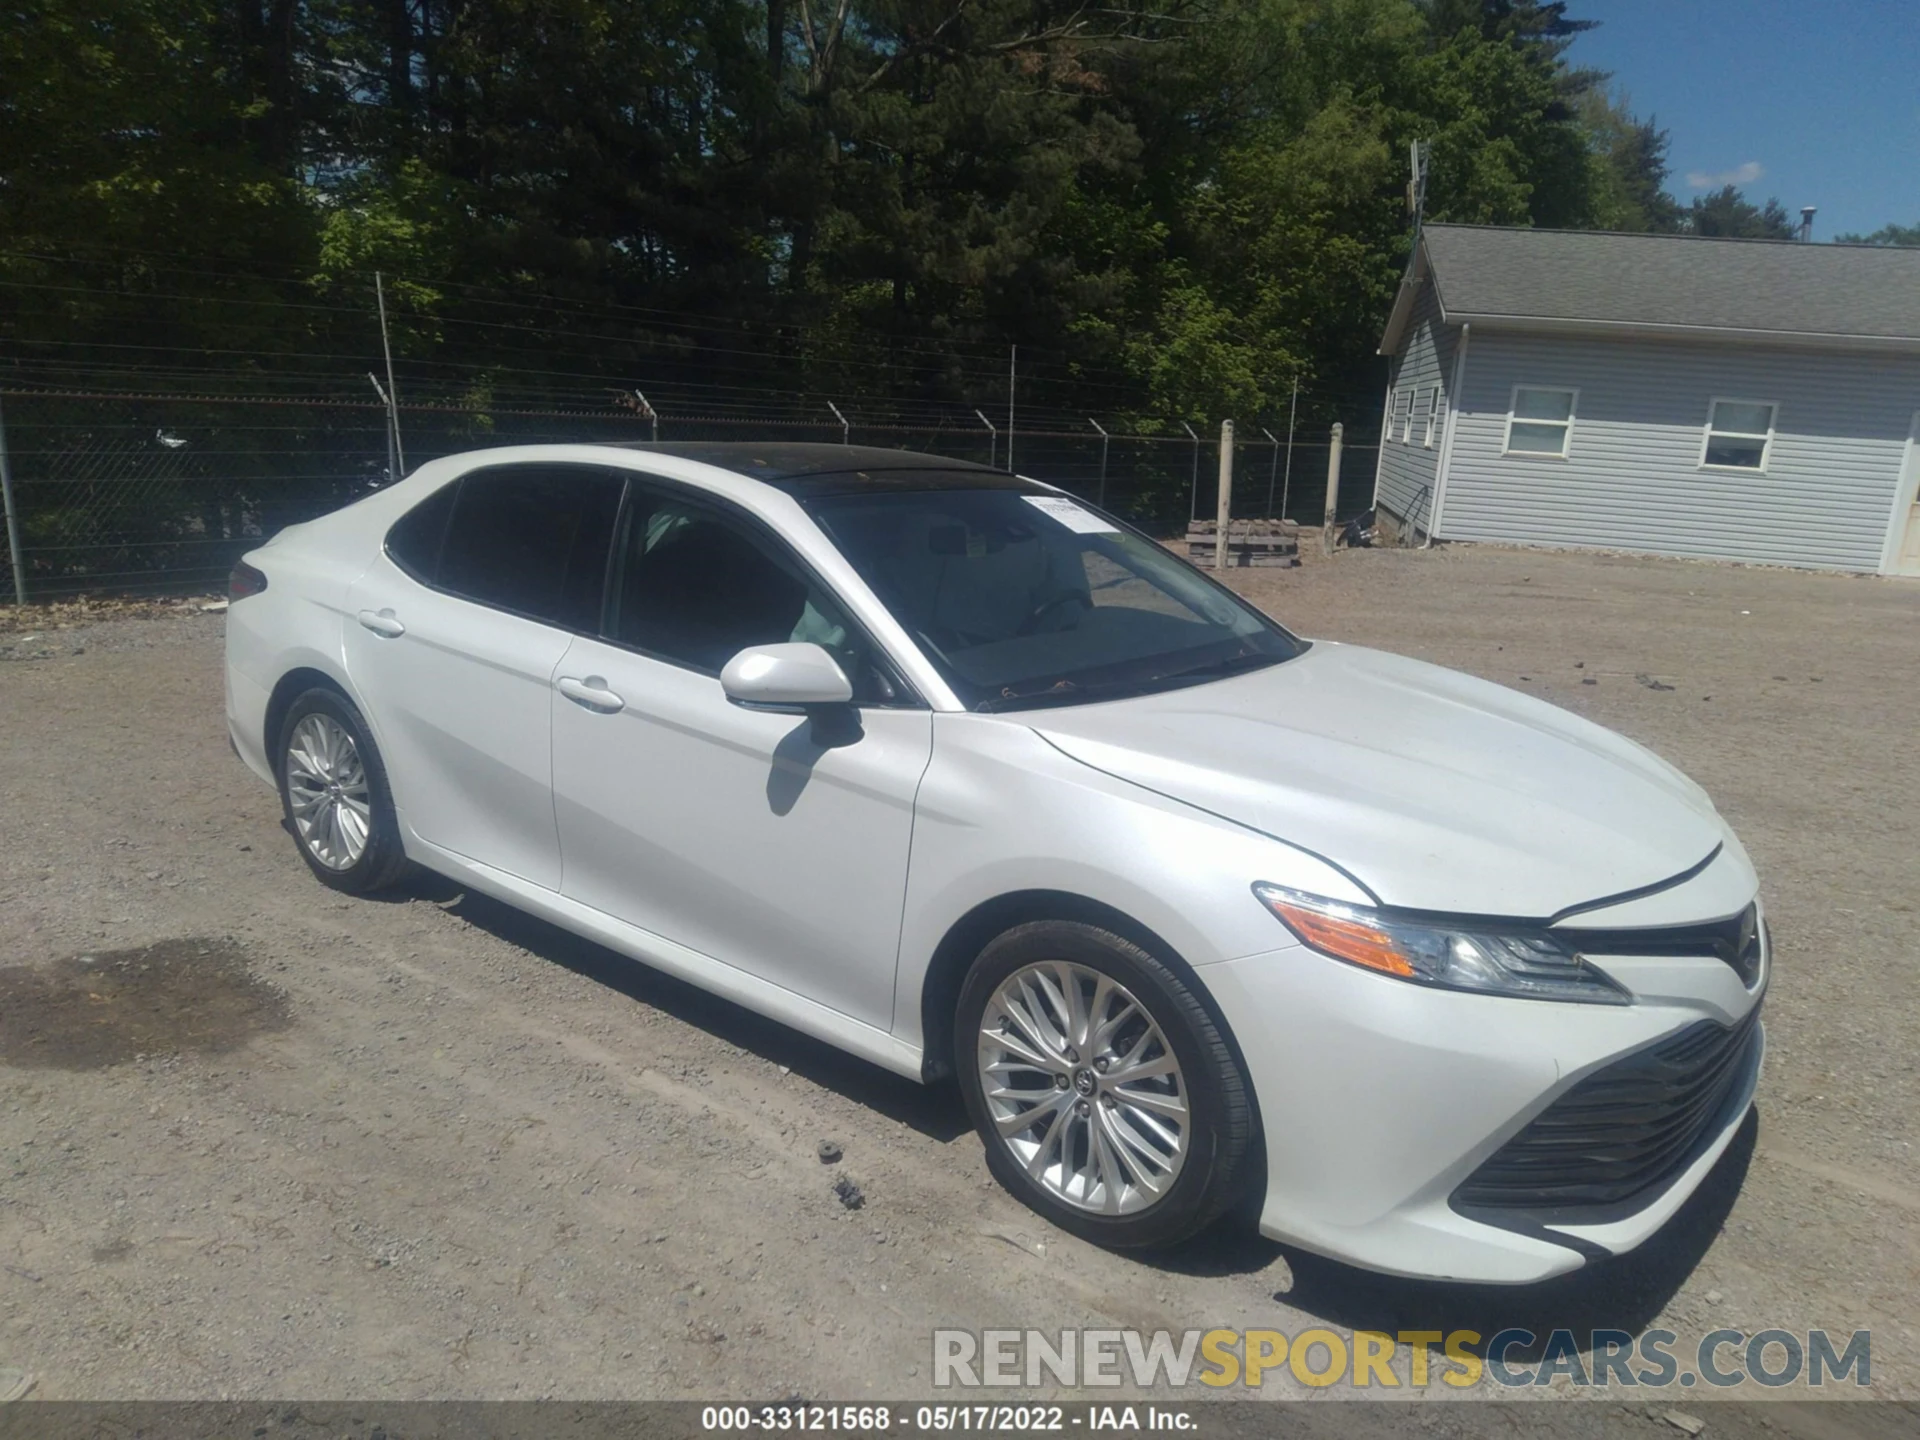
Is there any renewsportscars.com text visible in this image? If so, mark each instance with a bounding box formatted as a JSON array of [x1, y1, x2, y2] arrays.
[[932, 1327, 1871, 1390]]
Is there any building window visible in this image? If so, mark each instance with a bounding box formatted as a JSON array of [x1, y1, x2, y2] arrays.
[[1701, 399, 1777, 470], [1504, 387, 1577, 457], [1423, 387, 1442, 448], [1392, 388, 1413, 443]]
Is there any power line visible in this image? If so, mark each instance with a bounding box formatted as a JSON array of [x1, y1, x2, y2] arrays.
[[0, 246, 1367, 403]]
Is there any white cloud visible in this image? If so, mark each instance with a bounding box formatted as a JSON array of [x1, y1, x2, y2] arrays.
[[1685, 160, 1765, 190]]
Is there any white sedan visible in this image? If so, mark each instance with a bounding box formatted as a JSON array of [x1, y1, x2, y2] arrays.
[[224, 443, 1765, 1283]]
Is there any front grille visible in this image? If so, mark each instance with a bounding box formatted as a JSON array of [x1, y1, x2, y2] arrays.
[[1453, 1005, 1760, 1221], [1557, 902, 1765, 988]]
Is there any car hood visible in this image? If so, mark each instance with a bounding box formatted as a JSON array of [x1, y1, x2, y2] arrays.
[[1031, 642, 1724, 919]]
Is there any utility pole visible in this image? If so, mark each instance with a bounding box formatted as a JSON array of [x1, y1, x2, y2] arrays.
[[1322, 422, 1344, 557], [1214, 419, 1235, 572], [974, 408, 998, 470], [828, 401, 851, 446], [1182, 421, 1200, 522], [1006, 345, 1017, 472], [0, 392, 25, 604], [375, 273, 406, 477], [1088, 419, 1109, 509]]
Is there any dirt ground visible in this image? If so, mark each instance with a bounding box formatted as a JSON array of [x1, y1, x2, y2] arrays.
[[2, 539, 1918, 1426]]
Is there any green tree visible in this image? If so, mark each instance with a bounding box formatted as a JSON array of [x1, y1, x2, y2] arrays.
[[0, 0, 1706, 433], [1836, 221, 1920, 246], [1684, 185, 1796, 240], [0, 0, 318, 349], [1577, 90, 1681, 232]]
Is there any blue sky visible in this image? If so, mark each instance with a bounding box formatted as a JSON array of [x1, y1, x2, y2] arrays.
[[1572, 0, 1919, 241]]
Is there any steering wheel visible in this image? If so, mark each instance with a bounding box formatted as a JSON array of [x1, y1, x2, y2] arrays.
[[1018, 592, 1094, 637]]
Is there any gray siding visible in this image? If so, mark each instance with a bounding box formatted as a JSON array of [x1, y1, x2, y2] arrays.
[[1375, 279, 1456, 529], [1438, 331, 1920, 572]]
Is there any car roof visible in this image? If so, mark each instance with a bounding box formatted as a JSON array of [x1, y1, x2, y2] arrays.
[[604, 441, 1045, 497]]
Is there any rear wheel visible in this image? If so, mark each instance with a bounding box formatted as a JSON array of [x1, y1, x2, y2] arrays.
[[277, 687, 408, 893], [955, 920, 1255, 1250]]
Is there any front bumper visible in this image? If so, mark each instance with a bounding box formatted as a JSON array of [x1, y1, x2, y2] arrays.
[[1200, 937, 1763, 1284]]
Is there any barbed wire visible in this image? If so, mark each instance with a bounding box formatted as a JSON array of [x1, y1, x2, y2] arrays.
[[0, 246, 1391, 421], [0, 246, 1388, 600]]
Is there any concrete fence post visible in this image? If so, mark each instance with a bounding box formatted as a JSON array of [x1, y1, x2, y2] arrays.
[[1321, 421, 1344, 557], [1215, 419, 1234, 571], [0, 391, 26, 605]]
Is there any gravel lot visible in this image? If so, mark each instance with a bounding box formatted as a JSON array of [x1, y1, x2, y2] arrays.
[[1, 541, 1917, 1424]]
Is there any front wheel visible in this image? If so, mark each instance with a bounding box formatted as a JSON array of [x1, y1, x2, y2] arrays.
[[955, 921, 1255, 1250], [276, 687, 409, 893]]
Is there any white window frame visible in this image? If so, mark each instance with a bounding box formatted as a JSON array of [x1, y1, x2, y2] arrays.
[[1699, 397, 1778, 472], [1502, 385, 1578, 459], [1393, 388, 1413, 444], [1422, 387, 1442, 448]]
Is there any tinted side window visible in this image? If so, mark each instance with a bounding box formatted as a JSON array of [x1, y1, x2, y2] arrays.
[[437, 466, 625, 630], [607, 489, 897, 703], [385, 482, 457, 582]]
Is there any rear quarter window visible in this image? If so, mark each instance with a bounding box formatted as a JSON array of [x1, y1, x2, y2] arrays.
[[384, 482, 456, 582], [389, 466, 626, 632]]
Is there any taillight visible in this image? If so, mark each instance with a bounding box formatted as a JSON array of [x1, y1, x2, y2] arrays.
[[230, 560, 268, 600]]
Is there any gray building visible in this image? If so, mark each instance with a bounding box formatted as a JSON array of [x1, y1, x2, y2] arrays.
[[1372, 224, 1920, 575]]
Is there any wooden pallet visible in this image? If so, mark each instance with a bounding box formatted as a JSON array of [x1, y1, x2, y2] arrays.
[[1185, 518, 1301, 567]]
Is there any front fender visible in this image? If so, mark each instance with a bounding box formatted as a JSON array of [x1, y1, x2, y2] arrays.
[[890, 713, 1362, 1054]]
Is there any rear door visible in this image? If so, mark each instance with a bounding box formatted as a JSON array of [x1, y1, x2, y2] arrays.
[[344, 463, 624, 889], [549, 479, 932, 1028]]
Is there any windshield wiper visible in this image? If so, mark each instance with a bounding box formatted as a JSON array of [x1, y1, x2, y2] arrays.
[[1149, 649, 1279, 685], [976, 680, 1083, 713], [974, 676, 1158, 713], [974, 649, 1284, 713], [973, 653, 1277, 713]]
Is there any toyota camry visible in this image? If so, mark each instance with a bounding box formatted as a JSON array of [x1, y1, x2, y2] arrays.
[[224, 443, 1765, 1283]]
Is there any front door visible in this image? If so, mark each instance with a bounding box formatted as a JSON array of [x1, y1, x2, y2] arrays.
[[550, 483, 931, 1030], [345, 463, 624, 888], [1896, 411, 1920, 576]]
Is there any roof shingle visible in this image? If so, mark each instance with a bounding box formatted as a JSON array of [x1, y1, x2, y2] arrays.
[[1403, 224, 1920, 346]]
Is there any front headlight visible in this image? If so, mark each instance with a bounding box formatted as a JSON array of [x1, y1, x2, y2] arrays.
[[1251, 883, 1631, 1005]]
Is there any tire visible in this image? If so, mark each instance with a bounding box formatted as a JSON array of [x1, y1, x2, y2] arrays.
[[955, 920, 1255, 1250], [275, 686, 409, 894]]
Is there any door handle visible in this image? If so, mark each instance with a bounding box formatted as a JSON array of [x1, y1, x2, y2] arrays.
[[357, 608, 406, 638], [557, 676, 625, 714]]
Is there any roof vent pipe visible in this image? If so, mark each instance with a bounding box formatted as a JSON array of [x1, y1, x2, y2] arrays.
[[1799, 206, 1817, 242]]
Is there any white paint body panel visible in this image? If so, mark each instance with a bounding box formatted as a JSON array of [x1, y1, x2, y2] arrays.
[[1201, 945, 1762, 1282], [345, 552, 573, 889], [415, 836, 927, 1081], [1030, 641, 1724, 918], [225, 442, 1768, 1285], [551, 635, 931, 1031]]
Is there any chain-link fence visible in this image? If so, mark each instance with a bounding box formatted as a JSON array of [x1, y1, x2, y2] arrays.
[[0, 387, 1380, 601]]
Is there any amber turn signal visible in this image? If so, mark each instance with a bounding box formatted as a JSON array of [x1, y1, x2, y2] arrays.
[[1261, 897, 1416, 978]]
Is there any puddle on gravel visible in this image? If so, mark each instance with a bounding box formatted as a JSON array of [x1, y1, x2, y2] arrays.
[[0, 938, 291, 1070]]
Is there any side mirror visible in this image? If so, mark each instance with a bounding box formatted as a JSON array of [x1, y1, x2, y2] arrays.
[[721, 644, 862, 747], [721, 643, 854, 708]]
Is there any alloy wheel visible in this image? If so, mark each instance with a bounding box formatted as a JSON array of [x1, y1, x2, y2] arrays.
[[285, 713, 373, 871], [976, 960, 1190, 1214]]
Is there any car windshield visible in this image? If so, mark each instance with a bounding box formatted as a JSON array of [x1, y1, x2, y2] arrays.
[[803, 485, 1306, 711]]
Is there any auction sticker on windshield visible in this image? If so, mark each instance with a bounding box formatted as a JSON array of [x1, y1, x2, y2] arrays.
[[1022, 495, 1119, 533]]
